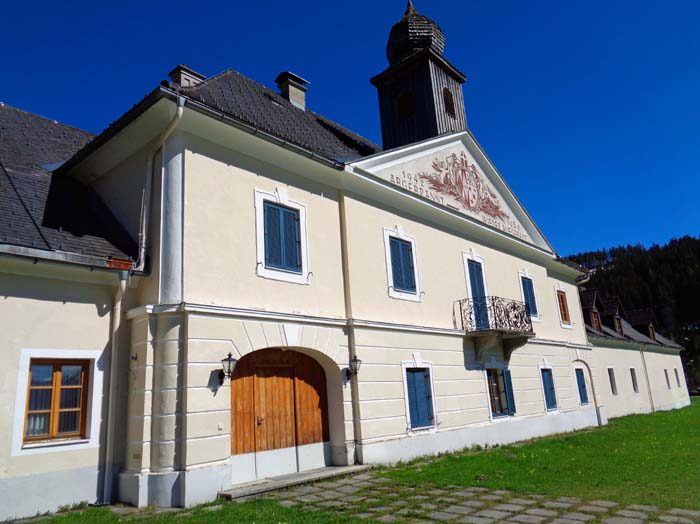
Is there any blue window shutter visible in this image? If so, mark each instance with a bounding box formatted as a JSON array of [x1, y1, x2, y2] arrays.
[[468, 260, 489, 329], [503, 369, 516, 415], [264, 202, 282, 268], [406, 368, 434, 428], [282, 207, 302, 272], [576, 369, 589, 404], [400, 241, 416, 292], [521, 277, 538, 316], [542, 369, 557, 410], [390, 237, 404, 291]]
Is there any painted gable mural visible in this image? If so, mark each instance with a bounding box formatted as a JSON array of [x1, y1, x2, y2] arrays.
[[373, 145, 532, 242]]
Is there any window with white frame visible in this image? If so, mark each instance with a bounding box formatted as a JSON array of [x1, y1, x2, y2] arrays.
[[540, 367, 558, 410], [555, 287, 572, 328], [486, 368, 516, 417], [255, 189, 309, 284], [519, 271, 539, 320], [575, 368, 589, 405], [383, 227, 420, 301]]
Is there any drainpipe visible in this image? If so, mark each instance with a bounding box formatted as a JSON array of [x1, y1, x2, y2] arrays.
[[337, 189, 363, 464], [134, 96, 186, 273], [101, 270, 129, 504], [640, 345, 656, 413]]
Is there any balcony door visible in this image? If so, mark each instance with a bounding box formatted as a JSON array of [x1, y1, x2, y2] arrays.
[[466, 257, 490, 330]]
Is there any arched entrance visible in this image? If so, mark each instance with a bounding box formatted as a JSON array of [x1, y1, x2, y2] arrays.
[[230, 348, 330, 481]]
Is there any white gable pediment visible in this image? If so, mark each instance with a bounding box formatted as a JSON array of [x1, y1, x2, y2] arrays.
[[350, 132, 552, 252]]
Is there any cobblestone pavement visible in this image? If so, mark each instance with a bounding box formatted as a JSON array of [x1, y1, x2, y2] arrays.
[[267, 470, 700, 524]]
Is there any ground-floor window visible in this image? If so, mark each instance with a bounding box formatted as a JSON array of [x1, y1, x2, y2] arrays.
[[674, 369, 681, 388], [405, 368, 435, 430], [664, 369, 671, 389], [24, 359, 89, 443], [486, 368, 516, 417], [540, 368, 558, 410], [608, 368, 618, 396], [575, 368, 589, 405], [630, 368, 639, 393]]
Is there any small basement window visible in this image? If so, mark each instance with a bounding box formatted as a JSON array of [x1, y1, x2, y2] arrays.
[[664, 369, 671, 390], [630, 368, 639, 393], [608, 368, 618, 396]]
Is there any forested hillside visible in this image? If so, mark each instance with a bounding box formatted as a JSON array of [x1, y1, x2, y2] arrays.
[[569, 236, 699, 390]]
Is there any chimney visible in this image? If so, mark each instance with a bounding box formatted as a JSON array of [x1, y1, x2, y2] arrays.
[[275, 72, 310, 110], [168, 64, 206, 88]]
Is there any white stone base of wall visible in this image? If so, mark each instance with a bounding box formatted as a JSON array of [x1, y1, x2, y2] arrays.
[[0, 465, 99, 521], [655, 398, 692, 412], [361, 406, 600, 465]]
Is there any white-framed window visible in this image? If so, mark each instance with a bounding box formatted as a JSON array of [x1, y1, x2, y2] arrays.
[[574, 367, 589, 405], [463, 251, 490, 330], [608, 367, 618, 396], [401, 355, 437, 433], [539, 363, 558, 412], [554, 284, 573, 329], [518, 269, 540, 322], [12, 349, 104, 456], [485, 367, 516, 418], [255, 188, 310, 285], [383, 226, 421, 302]]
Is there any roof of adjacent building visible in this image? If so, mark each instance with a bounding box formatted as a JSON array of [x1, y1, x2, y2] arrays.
[[177, 69, 381, 161], [0, 103, 136, 263], [580, 287, 683, 350]]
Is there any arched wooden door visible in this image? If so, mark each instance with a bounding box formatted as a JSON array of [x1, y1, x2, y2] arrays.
[[230, 349, 330, 480]]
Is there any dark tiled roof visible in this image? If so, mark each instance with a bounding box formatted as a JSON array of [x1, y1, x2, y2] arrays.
[[179, 69, 381, 161], [0, 103, 137, 262], [625, 308, 656, 328], [580, 289, 598, 309], [601, 296, 624, 317]]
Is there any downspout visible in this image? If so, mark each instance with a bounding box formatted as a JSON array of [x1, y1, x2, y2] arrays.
[[640, 344, 656, 412], [134, 96, 186, 272], [101, 270, 129, 504], [337, 189, 363, 464]]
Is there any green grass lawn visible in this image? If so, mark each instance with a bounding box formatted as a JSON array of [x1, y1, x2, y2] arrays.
[[387, 397, 700, 509], [31, 398, 699, 522]]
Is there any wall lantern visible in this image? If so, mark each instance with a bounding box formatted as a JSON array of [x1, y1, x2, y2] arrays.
[[344, 355, 362, 380], [219, 353, 239, 385]]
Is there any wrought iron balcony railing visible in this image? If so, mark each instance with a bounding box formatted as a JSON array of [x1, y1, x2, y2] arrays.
[[453, 296, 534, 335]]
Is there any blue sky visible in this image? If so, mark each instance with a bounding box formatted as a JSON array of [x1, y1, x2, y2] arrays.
[[2, 0, 699, 255]]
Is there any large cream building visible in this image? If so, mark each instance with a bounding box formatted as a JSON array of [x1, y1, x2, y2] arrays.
[[0, 3, 690, 520]]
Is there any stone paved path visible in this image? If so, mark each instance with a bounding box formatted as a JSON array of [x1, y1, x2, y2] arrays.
[[266, 469, 700, 524]]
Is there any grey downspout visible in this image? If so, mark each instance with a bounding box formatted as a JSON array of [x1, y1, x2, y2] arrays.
[[101, 270, 129, 504], [337, 189, 363, 464], [640, 345, 656, 412]]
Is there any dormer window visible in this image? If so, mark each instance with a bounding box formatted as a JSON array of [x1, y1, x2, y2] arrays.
[[614, 316, 623, 335], [590, 310, 602, 332], [443, 88, 456, 118], [397, 92, 415, 122]]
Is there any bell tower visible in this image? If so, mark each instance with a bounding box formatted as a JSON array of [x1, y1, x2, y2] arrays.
[[371, 1, 467, 150]]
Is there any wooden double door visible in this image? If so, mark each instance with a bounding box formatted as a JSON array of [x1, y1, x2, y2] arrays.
[[230, 349, 329, 478]]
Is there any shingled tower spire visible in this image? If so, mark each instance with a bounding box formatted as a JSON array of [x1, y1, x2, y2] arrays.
[[371, 1, 467, 150]]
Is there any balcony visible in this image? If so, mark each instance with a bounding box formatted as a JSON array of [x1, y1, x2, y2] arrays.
[[453, 296, 535, 361]]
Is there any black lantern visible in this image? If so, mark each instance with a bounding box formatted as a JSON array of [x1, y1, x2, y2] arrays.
[[344, 355, 362, 380], [219, 353, 238, 385]]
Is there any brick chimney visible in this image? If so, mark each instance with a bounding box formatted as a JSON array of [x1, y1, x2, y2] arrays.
[[168, 64, 206, 88], [275, 72, 310, 110]]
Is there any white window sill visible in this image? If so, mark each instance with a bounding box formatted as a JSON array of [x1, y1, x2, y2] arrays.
[[389, 288, 422, 302], [560, 322, 574, 330], [19, 438, 95, 455], [256, 264, 310, 285], [407, 425, 437, 435], [490, 414, 514, 423], [530, 315, 541, 323], [545, 407, 560, 414]]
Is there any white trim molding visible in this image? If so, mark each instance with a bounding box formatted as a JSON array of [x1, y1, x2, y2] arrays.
[[518, 268, 541, 322], [12, 348, 105, 456], [383, 226, 422, 302], [254, 188, 311, 285], [401, 354, 438, 435]]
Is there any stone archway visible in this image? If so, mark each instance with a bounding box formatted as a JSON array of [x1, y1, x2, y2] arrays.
[[230, 348, 331, 481]]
